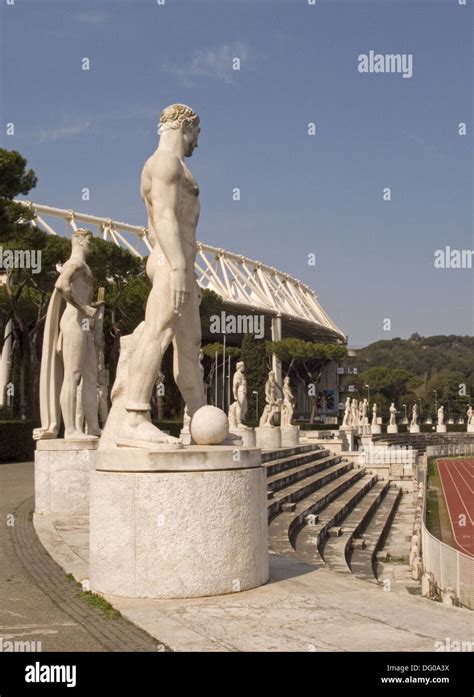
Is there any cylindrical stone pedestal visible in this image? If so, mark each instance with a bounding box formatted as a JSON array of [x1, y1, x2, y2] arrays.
[[281, 426, 300, 447], [370, 424, 382, 434], [35, 439, 98, 516], [387, 425, 398, 434], [436, 425, 447, 433], [255, 426, 281, 449], [410, 425, 420, 433], [89, 446, 269, 599]]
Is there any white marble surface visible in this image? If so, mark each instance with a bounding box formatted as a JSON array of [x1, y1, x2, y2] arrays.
[[89, 448, 268, 598]]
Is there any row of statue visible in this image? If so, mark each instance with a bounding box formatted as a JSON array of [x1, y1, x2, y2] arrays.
[[342, 397, 378, 428], [228, 364, 295, 430], [342, 398, 473, 428]]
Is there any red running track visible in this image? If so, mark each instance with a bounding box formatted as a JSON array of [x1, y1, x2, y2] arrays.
[[437, 459, 474, 557]]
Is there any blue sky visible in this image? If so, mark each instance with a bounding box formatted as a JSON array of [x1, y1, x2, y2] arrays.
[[1, 0, 472, 346]]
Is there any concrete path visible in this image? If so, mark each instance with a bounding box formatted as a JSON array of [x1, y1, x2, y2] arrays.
[[0, 462, 161, 652]]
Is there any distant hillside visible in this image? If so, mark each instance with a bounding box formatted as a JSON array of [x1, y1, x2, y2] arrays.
[[353, 334, 474, 380]]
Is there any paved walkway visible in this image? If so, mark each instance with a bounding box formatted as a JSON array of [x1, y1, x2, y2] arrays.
[[0, 462, 162, 652]]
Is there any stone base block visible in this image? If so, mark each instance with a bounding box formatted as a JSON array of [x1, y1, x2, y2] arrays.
[[468, 424, 474, 433], [89, 446, 269, 599], [410, 425, 420, 433], [436, 424, 447, 433], [387, 425, 398, 434], [255, 426, 281, 450], [280, 426, 300, 447], [35, 439, 98, 516], [229, 428, 256, 447], [371, 424, 382, 434]]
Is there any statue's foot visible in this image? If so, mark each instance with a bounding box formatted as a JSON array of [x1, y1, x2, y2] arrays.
[[87, 428, 102, 437], [120, 421, 181, 445], [32, 428, 57, 441]]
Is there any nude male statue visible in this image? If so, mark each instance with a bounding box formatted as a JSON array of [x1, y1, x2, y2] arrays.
[[342, 396, 351, 427], [389, 403, 397, 426], [259, 371, 281, 428], [228, 361, 248, 429], [281, 376, 295, 427], [371, 403, 377, 426], [121, 104, 206, 445]]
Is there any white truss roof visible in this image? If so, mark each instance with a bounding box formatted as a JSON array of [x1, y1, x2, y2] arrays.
[[15, 201, 346, 340]]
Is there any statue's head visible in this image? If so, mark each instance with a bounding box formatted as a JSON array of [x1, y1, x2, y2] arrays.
[[159, 103, 200, 157], [236, 361, 245, 372], [269, 371, 275, 381], [72, 228, 92, 254], [284, 376, 290, 385]]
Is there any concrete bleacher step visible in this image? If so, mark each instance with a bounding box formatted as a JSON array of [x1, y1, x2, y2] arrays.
[[263, 447, 330, 478], [292, 473, 378, 565], [266, 453, 341, 494], [261, 444, 323, 465], [320, 480, 390, 574], [267, 457, 353, 520], [268, 467, 365, 557], [350, 487, 402, 583]]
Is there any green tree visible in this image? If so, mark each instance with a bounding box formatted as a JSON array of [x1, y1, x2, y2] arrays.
[[267, 338, 347, 421], [241, 334, 268, 423]]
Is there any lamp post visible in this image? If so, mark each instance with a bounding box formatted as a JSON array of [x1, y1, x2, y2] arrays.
[[364, 384, 370, 405], [402, 403, 407, 423], [252, 390, 258, 424], [433, 389, 438, 422]]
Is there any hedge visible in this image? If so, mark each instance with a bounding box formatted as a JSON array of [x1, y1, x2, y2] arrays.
[[0, 419, 184, 463], [0, 421, 38, 463]]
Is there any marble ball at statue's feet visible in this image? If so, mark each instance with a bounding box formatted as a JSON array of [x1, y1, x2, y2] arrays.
[[190, 405, 229, 445]]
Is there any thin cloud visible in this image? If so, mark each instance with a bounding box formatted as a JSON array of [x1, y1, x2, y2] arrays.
[[36, 120, 92, 144], [164, 42, 249, 84]]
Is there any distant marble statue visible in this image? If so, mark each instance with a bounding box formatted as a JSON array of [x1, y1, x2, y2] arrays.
[[33, 229, 103, 441], [350, 398, 359, 427], [411, 404, 418, 427], [437, 406, 444, 425], [371, 403, 377, 426], [361, 398, 368, 425], [370, 402, 382, 434], [468, 406, 473, 425], [114, 104, 210, 447], [259, 371, 281, 427], [281, 376, 295, 427], [228, 361, 248, 429], [342, 397, 351, 427], [389, 403, 397, 426]]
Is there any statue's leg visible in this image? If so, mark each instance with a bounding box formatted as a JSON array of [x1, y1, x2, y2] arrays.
[[60, 319, 86, 438], [82, 334, 101, 436], [172, 289, 205, 417], [75, 380, 84, 432], [236, 404, 242, 425], [259, 405, 270, 427], [122, 279, 179, 444]]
